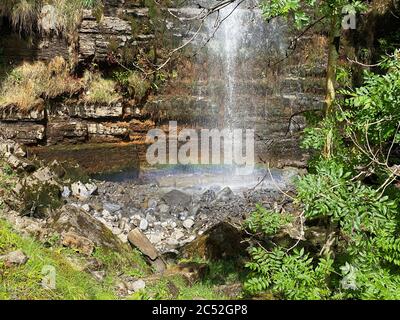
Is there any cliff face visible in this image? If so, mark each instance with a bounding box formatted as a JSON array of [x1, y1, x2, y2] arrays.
[[0, 0, 330, 169]]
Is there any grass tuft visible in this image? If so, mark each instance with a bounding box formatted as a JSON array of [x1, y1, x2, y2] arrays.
[[0, 56, 82, 111]]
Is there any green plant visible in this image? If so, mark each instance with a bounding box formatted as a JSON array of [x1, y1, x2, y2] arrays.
[[83, 72, 121, 104], [113, 71, 150, 101], [245, 247, 333, 299], [245, 205, 293, 237]]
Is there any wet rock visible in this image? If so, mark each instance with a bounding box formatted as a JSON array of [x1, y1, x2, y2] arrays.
[[162, 190, 192, 209], [0, 250, 28, 267], [61, 231, 95, 256]]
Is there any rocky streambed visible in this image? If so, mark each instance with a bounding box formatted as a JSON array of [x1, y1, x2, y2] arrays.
[[62, 168, 300, 255]]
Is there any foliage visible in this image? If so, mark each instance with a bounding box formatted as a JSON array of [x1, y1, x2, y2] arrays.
[[114, 71, 150, 102], [245, 204, 293, 237], [245, 247, 333, 299], [260, 0, 366, 29], [244, 53, 400, 300], [83, 71, 121, 104]]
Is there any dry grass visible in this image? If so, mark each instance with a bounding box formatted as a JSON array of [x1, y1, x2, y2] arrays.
[[0, 0, 101, 35], [0, 56, 82, 110], [83, 71, 121, 105]]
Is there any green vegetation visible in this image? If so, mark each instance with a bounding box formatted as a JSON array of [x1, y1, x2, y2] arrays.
[[0, 218, 118, 300], [114, 70, 150, 102], [83, 71, 121, 105], [244, 50, 400, 299]]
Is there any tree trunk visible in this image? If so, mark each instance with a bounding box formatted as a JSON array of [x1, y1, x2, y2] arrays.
[[323, 15, 340, 158]]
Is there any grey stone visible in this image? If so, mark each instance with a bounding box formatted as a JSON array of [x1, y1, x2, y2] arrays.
[[216, 187, 234, 202], [147, 198, 157, 209], [103, 202, 122, 213], [139, 218, 149, 231], [128, 279, 146, 292], [62, 186, 71, 198], [81, 204, 91, 212], [71, 182, 95, 200], [158, 204, 170, 214], [200, 189, 216, 203], [0, 250, 28, 266], [183, 219, 194, 229], [162, 189, 192, 208]]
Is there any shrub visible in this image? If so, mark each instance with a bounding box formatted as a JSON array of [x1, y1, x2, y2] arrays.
[[114, 71, 150, 101]]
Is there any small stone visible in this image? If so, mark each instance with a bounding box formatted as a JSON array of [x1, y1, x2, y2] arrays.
[[216, 187, 234, 202], [158, 204, 170, 214], [139, 218, 149, 231], [62, 186, 71, 198], [85, 183, 98, 196], [128, 279, 146, 292], [71, 182, 92, 200], [172, 229, 185, 240], [103, 202, 122, 213], [148, 233, 163, 244], [183, 219, 194, 229], [0, 250, 28, 267], [147, 199, 157, 209], [91, 270, 106, 282], [81, 204, 91, 212], [178, 211, 188, 221], [112, 227, 122, 235]]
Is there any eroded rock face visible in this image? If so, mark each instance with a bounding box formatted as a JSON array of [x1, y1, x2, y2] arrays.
[[48, 204, 126, 252]]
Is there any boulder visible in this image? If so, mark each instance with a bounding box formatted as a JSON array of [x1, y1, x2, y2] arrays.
[[180, 221, 246, 260], [48, 205, 125, 252], [162, 190, 192, 209], [216, 187, 234, 202], [127, 228, 159, 260], [0, 250, 28, 267]]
